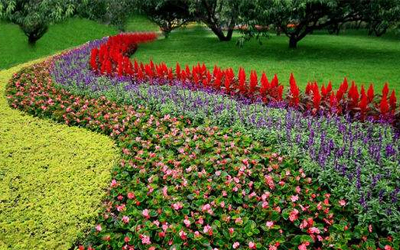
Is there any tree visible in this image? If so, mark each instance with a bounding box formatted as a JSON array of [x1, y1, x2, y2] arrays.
[[240, 0, 361, 48], [0, 0, 77, 45], [135, 0, 192, 38], [360, 0, 400, 37], [188, 0, 242, 41], [78, 0, 135, 31]]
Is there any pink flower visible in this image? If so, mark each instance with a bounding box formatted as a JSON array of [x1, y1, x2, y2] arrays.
[[140, 234, 151, 245], [269, 246, 278, 250], [338, 199, 346, 206], [124, 236, 130, 243], [289, 209, 299, 222], [122, 216, 130, 224], [298, 242, 309, 250], [295, 186, 301, 194], [385, 245, 394, 250], [194, 231, 200, 237], [266, 221, 274, 228], [215, 170, 221, 176], [179, 230, 187, 240], [184, 218, 191, 227], [142, 209, 150, 218], [249, 242, 256, 249], [95, 224, 102, 232], [291, 195, 299, 202], [233, 242, 240, 249], [235, 217, 243, 224], [110, 179, 118, 187], [203, 225, 213, 235], [229, 228, 235, 234], [262, 201, 269, 209], [308, 227, 320, 234], [127, 192, 135, 199], [220, 201, 225, 208], [162, 186, 168, 197]]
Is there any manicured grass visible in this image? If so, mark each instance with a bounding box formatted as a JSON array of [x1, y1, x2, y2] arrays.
[[0, 60, 118, 249], [0, 18, 118, 70], [133, 26, 400, 92], [125, 15, 159, 32]]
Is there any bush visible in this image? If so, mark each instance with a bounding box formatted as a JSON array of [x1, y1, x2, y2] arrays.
[[0, 62, 118, 249]]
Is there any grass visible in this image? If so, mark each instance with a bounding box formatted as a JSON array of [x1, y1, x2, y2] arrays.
[[133, 26, 400, 92], [0, 60, 118, 249], [0, 18, 118, 70]]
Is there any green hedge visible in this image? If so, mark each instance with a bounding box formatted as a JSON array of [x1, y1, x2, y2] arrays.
[[0, 61, 119, 249]]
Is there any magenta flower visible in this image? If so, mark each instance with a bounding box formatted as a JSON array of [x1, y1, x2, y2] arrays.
[[122, 216, 130, 224], [95, 224, 102, 232], [233, 242, 240, 249]]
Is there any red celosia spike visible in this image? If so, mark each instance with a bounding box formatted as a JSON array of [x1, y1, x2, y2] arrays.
[[125, 58, 133, 75], [321, 84, 327, 97], [289, 73, 299, 106], [137, 67, 144, 80], [168, 68, 173, 80], [277, 85, 284, 101], [327, 81, 332, 93], [271, 74, 278, 88], [90, 48, 99, 72], [260, 72, 269, 96], [380, 94, 389, 115], [134, 60, 139, 73], [305, 83, 311, 95], [117, 57, 123, 77], [185, 65, 190, 76], [329, 92, 336, 109], [359, 94, 368, 117], [193, 74, 199, 84], [180, 71, 186, 82], [105, 59, 112, 76], [213, 65, 219, 77], [150, 60, 155, 70], [367, 84, 374, 102], [360, 85, 366, 99], [382, 83, 389, 97], [238, 67, 246, 93], [207, 71, 211, 84], [249, 70, 258, 94], [176, 62, 181, 78], [313, 83, 321, 110], [390, 90, 397, 111], [341, 77, 349, 93], [224, 74, 231, 93]]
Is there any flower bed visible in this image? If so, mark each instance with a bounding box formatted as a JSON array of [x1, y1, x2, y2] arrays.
[[50, 34, 400, 235], [7, 61, 398, 249], [89, 34, 400, 126]]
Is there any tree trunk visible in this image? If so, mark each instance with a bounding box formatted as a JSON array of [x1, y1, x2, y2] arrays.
[[208, 24, 231, 41], [289, 36, 298, 48]]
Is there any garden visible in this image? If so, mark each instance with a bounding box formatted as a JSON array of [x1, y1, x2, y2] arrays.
[[1, 0, 400, 250]]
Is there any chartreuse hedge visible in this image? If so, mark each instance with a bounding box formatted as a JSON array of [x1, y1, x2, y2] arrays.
[[0, 61, 119, 249]]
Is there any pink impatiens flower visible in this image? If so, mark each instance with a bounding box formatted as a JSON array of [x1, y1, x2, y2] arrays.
[[249, 242, 256, 249], [142, 209, 150, 219], [184, 218, 191, 227], [291, 195, 299, 202], [127, 192, 135, 199], [140, 234, 151, 245], [233, 242, 240, 249], [203, 225, 213, 235], [338, 199, 346, 206], [289, 209, 299, 222], [122, 216, 130, 224], [308, 227, 320, 234], [95, 224, 102, 232], [266, 221, 274, 228]]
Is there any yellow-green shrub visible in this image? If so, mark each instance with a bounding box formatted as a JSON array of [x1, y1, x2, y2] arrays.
[[0, 62, 119, 249]]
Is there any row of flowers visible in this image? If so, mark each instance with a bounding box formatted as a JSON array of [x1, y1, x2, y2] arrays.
[[89, 33, 399, 126], [7, 61, 397, 250], [51, 33, 400, 235]]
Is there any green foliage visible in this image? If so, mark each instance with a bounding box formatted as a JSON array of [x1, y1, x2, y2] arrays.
[[360, 0, 400, 36], [0, 62, 119, 249], [134, 0, 192, 38], [0, 0, 79, 44], [77, 0, 136, 31]]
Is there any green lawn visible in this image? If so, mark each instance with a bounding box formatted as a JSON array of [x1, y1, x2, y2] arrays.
[[133, 26, 400, 92], [0, 18, 118, 70]]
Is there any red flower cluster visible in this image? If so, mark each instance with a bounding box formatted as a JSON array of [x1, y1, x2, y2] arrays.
[[90, 33, 398, 123], [90, 33, 157, 76]]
